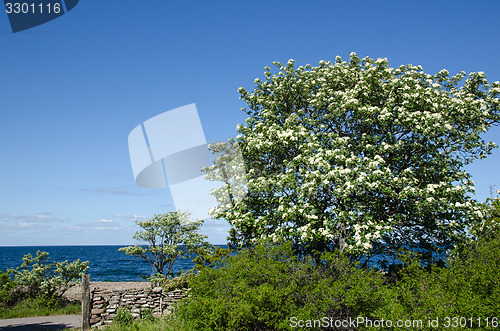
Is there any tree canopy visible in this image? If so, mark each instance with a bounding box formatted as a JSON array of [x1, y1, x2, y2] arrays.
[[119, 211, 210, 277], [210, 53, 500, 265]]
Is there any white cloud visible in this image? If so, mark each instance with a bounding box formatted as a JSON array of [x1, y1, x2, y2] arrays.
[[114, 214, 147, 222], [12, 212, 68, 223], [97, 219, 114, 223], [93, 226, 120, 231], [6, 222, 36, 228], [79, 187, 147, 196]]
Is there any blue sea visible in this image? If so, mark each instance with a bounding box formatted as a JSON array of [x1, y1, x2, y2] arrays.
[[0, 245, 228, 282], [0, 245, 449, 282]]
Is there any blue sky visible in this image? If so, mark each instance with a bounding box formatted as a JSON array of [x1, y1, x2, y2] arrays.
[[1, 1, 499, 246]]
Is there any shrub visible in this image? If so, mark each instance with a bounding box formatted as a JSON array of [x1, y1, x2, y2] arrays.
[[175, 233, 500, 330], [176, 241, 388, 330], [193, 245, 232, 271], [371, 231, 500, 330], [114, 307, 134, 326], [103, 313, 191, 331], [162, 272, 193, 292], [0, 296, 81, 319], [0, 271, 18, 307], [140, 308, 155, 322], [8, 250, 89, 299], [147, 270, 193, 292]]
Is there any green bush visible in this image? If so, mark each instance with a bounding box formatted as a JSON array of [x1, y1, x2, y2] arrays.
[[147, 270, 193, 292], [193, 245, 232, 271], [0, 271, 18, 307], [1, 250, 89, 318], [172, 231, 500, 331], [0, 297, 81, 319], [371, 231, 500, 330], [102, 313, 191, 331], [8, 250, 89, 299], [176, 241, 388, 330], [115, 307, 134, 326], [140, 308, 155, 322], [162, 271, 193, 292]]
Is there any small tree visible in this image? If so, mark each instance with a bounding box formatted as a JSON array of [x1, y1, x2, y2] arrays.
[[119, 211, 210, 278]]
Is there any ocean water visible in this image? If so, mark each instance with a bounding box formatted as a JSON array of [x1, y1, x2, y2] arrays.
[[0, 245, 228, 282], [0, 245, 448, 282]]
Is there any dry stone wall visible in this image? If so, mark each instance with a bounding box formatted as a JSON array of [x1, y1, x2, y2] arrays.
[[89, 285, 189, 328]]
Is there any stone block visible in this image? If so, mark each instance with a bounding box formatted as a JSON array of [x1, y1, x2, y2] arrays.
[[90, 316, 101, 324], [91, 308, 104, 315]]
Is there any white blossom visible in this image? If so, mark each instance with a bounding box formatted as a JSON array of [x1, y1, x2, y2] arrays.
[[209, 54, 500, 261]]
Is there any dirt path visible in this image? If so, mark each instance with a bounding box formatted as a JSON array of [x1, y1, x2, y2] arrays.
[[0, 282, 151, 330], [0, 315, 81, 330]]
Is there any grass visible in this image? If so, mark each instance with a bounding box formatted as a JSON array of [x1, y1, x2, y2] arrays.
[[89, 314, 191, 331], [61, 313, 190, 331], [0, 298, 81, 319]]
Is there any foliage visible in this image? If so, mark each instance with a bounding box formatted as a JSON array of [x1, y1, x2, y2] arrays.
[[454, 189, 500, 260], [161, 271, 192, 292], [0, 271, 18, 308], [0, 297, 80, 319], [172, 232, 500, 330], [371, 229, 500, 330], [176, 240, 387, 330], [202, 140, 248, 212], [192, 245, 232, 271], [476, 189, 500, 236], [7, 250, 89, 299], [1, 252, 86, 318], [103, 313, 191, 331], [210, 53, 500, 265], [119, 211, 211, 278], [94, 207, 500, 331], [492, 196, 500, 222], [115, 307, 135, 326], [147, 270, 193, 291], [140, 308, 155, 322]]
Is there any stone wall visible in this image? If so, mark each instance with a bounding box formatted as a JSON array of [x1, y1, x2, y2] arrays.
[[89, 285, 189, 328]]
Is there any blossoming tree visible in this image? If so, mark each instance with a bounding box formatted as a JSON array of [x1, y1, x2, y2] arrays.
[[210, 53, 500, 265], [119, 211, 210, 278]]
